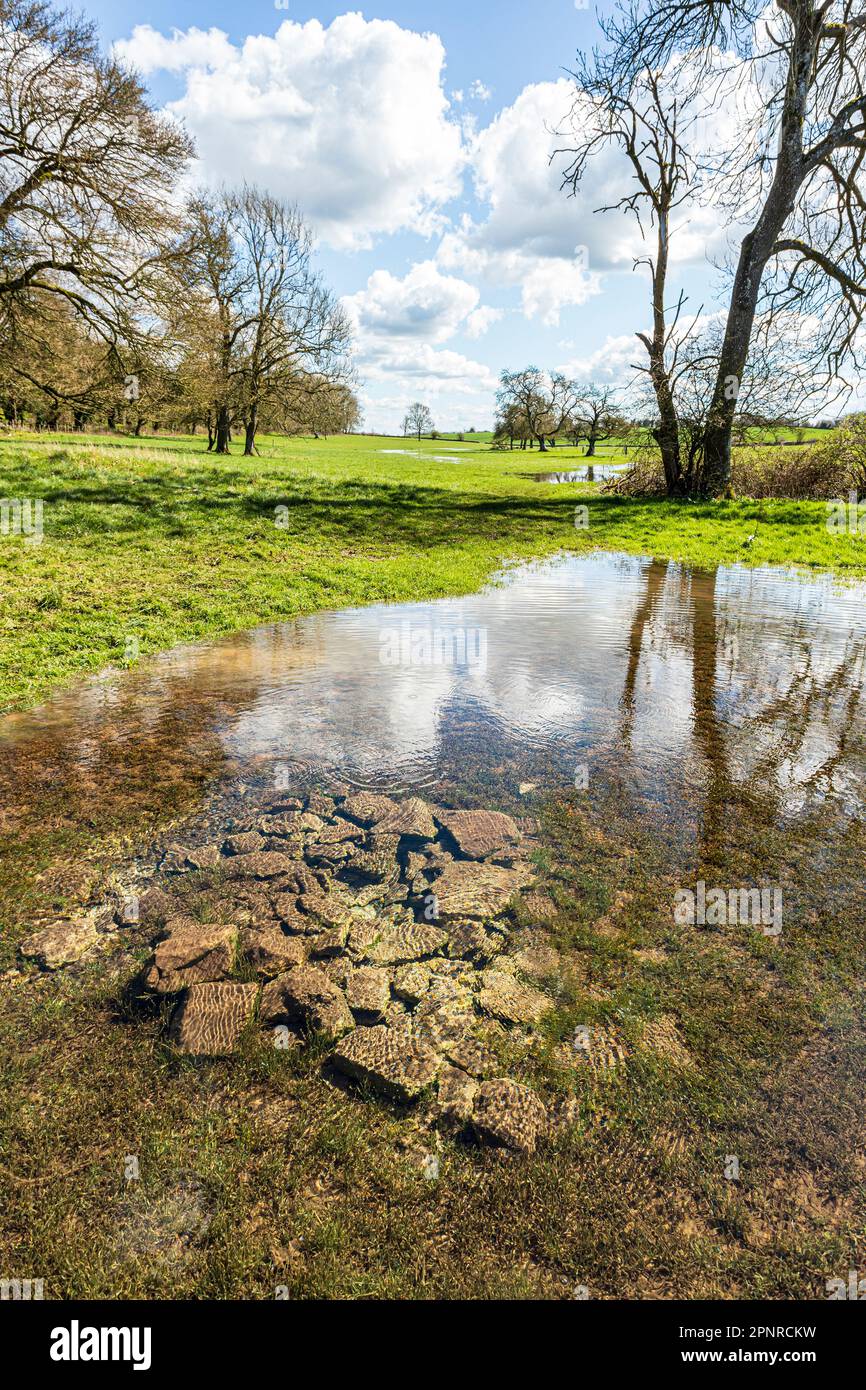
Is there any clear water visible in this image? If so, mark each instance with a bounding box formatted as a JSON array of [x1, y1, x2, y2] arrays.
[[1, 552, 864, 864], [534, 463, 627, 483]]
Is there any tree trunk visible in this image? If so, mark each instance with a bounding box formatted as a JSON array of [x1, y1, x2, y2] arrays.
[[215, 404, 231, 454], [243, 402, 258, 457], [586, 433, 597, 457], [698, 12, 815, 496]]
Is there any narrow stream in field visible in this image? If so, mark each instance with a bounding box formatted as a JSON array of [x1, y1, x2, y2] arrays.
[[1, 551, 865, 889]]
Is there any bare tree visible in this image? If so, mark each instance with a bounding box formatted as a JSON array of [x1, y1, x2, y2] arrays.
[[559, 63, 701, 493], [404, 401, 434, 440], [0, 0, 192, 350], [180, 187, 352, 455], [571, 383, 625, 455], [563, 0, 866, 496], [496, 367, 580, 452]]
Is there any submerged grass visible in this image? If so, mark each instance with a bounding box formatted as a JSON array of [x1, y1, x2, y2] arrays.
[[1, 786, 863, 1299], [0, 429, 863, 712]]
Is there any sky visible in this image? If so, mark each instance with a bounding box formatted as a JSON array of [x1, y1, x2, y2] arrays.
[[83, 1, 739, 433]]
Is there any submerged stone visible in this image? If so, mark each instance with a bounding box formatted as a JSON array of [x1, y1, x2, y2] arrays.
[[169, 981, 259, 1055], [368, 921, 448, 965], [331, 1024, 441, 1101], [338, 791, 398, 827], [429, 861, 532, 920], [144, 923, 237, 993], [471, 1078, 547, 1154], [345, 966, 391, 1020], [477, 969, 550, 1027], [239, 926, 306, 978], [259, 965, 354, 1039], [225, 851, 300, 880], [18, 919, 98, 971], [435, 808, 522, 860]]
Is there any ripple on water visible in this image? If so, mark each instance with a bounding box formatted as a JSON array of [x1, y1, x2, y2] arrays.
[[1, 552, 865, 861]]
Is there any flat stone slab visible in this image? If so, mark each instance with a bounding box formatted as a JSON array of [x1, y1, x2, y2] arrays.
[[368, 921, 448, 965], [259, 965, 354, 1039], [144, 924, 237, 993], [170, 981, 259, 1055], [373, 796, 437, 840], [471, 1078, 548, 1154], [436, 1065, 478, 1128], [223, 831, 265, 856], [331, 1025, 441, 1102], [429, 861, 532, 920], [225, 851, 301, 880], [445, 920, 504, 963], [296, 891, 353, 931], [477, 969, 550, 1026], [18, 919, 98, 971], [345, 966, 391, 1020], [435, 809, 522, 859], [347, 835, 401, 883], [185, 844, 223, 871], [392, 962, 432, 1005], [239, 927, 306, 978], [338, 791, 398, 827]]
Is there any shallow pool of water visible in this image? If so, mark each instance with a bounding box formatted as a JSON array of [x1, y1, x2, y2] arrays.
[[1, 552, 864, 874], [534, 463, 627, 482], [378, 449, 465, 463]]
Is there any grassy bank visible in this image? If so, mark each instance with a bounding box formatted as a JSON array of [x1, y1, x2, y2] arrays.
[[1, 430, 863, 712]]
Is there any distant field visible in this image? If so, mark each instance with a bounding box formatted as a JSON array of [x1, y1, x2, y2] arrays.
[[0, 427, 860, 712]]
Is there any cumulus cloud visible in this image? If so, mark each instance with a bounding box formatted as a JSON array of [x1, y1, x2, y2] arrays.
[[437, 80, 609, 324], [440, 77, 736, 325], [362, 343, 497, 392], [342, 260, 481, 344], [113, 24, 234, 73], [558, 333, 641, 383], [342, 261, 499, 428], [114, 16, 466, 249], [469, 79, 493, 102], [465, 305, 503, 339]]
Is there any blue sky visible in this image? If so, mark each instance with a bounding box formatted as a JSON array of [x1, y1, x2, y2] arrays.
[[87, 2, 727, 432]]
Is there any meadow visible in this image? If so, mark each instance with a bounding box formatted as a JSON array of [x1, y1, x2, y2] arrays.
[[1, 428, 862, 714], [1, 427, 864, 1301]]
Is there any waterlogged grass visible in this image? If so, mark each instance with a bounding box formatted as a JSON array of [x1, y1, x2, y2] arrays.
[[0, 429, 863, 712], [0, 788, 862, 1299]]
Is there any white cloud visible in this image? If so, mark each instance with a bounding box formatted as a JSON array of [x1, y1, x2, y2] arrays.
[[440, 76, 739, 326], [114, 24, 235, 73], [361, 341, 497, 392], [341, 260, 500, 431], [342, 260, 481, 344], [558, 333, 640, 382], [465, 306, 503, 339], [114, 16, 466, 250], [469, 79, 493, 102], [437, 80, 610, 324]]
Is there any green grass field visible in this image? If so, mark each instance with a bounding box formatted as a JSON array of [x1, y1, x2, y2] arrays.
[[1, 429, 862, 714], [1, 427, 864, 1300]]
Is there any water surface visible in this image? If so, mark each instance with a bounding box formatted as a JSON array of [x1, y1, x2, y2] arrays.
[[1, 553, 864, 877]]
